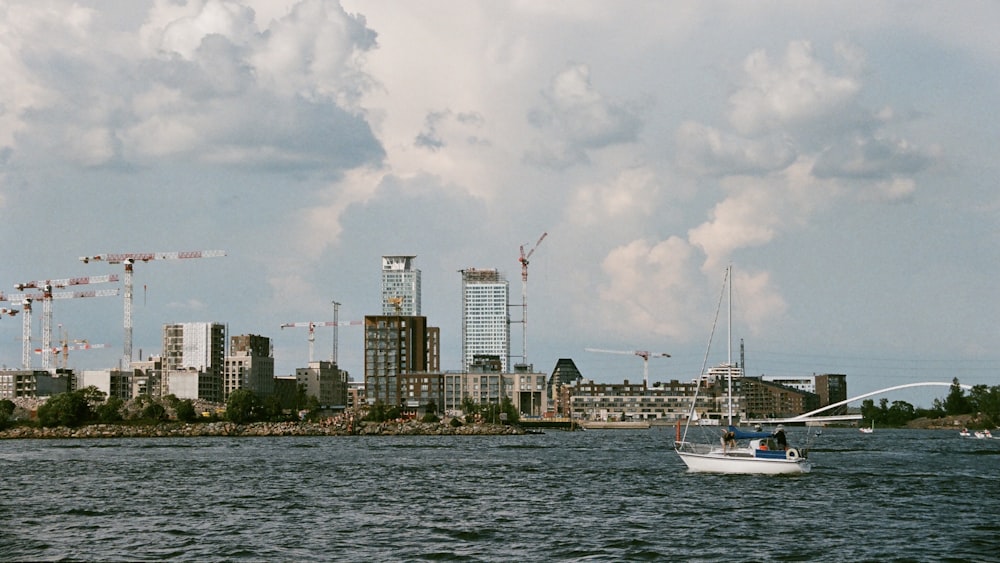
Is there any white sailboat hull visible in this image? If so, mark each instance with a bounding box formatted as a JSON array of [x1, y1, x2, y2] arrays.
[[675, 447, 811, 475]]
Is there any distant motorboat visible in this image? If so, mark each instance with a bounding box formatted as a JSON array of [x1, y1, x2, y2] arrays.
[[974, 429, 993, 439], [959, 428, 972, 438], [860, 421, 874, 434]]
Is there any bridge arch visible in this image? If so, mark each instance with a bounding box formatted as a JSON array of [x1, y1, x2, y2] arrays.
[[791, 381, 972, 421]]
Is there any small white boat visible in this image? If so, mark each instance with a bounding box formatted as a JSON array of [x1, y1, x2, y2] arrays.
[[859, 421, 874, 434], [974, 429, 993, 439], [959, 428, 972, 438]]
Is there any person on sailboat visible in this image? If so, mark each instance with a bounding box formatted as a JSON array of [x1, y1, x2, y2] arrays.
[[722, 429, 736, 452], [774, 425, 788, 450]]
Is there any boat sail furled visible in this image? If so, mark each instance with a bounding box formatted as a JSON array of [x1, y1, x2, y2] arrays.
[[674, 266, 812, 475]]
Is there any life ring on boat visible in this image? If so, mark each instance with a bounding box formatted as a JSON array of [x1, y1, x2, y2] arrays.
[[786, 448, 799, 460]]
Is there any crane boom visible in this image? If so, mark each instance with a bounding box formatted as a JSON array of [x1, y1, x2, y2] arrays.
[[80, 249, 225, 371], [585, 347, 671, 388], [14, 274, 119, 291], [280, 320, 361, 363]]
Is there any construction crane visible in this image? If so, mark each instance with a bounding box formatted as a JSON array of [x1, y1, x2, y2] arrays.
[[80, 250, 225, 371], [0, 293, 33, 369], [13, 275, 119, 370], [585, 348, 671, 389], [35, 342, 110, 369], [387, 296, 403, 314], [517, 231, 547, 368], [280, 320, 362, 363], [3, 288, 118, 369]]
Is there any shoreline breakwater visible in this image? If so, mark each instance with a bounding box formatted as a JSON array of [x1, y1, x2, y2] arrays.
[[0, 419, 524, 440]]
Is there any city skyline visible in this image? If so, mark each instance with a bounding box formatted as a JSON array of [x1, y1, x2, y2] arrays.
[[2, 1, 999, 407]]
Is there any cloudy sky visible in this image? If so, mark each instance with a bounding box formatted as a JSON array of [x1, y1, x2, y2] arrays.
[[2, 0, 998, 407]]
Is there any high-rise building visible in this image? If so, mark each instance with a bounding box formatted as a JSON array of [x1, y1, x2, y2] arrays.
[[381, 255, 421, 316], [226, 334, 274, 400], [363, 315, 439, 407], [460, 268, 509, 372], [162, 322, 226, 402]]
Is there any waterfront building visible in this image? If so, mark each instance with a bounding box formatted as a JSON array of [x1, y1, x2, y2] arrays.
[[296, 361, 347, 408], [570, 379, 709, 423], [364, 315, 439, 407], [400, 372, 444, 412], [162, 322, 226, 403], [0, 369, 71, 399], [460, 268, 509, 372], [442, 356, 547, 418], [739, 377, 817, 419], [549, 358, 583, 415], [381, 255, 421, 316], [225, 334, 274, 400], [130, 357, 163, 398], [272, 375, 300, 411], [79, 369, 131, 400]]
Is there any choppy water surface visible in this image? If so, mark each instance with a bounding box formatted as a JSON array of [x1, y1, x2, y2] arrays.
[[1, 428, 997, 561]]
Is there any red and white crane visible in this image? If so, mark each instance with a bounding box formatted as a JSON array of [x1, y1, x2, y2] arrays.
[[585, 348, 671, 388], [13, 274, 118, 370], [35, 341, 111, 370], [280, 319, 362, 363], [3, 288, 119, 369], [517, 231, 547, 367], [80, 250, 225, 371]]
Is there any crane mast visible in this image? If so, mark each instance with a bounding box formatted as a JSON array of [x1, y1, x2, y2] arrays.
[[4, 288, 119, 369], [80, 250, 225, 371], [517, 232, 547, 368], [14, 274, 119, 370]]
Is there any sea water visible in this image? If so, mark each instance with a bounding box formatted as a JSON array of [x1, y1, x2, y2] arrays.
[[0, 428, 996, 561]]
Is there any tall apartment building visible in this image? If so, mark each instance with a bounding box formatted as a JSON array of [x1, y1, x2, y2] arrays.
[[225, 334, 275, 400], [162, 322, 226, 403], [381, 255, 421, 316], [460, 268, 509, 372], [363, 315, 439, 407]]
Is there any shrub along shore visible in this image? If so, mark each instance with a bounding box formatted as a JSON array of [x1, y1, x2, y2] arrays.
[[0, 418, 525, 440]]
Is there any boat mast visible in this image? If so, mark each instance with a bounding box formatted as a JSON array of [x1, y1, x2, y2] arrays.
[[727, 264, 733, 427]]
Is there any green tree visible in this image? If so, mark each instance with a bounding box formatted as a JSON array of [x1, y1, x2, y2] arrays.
[[226, 389, 260, 424], [95, 397, 124, 423], [0, 399, 15, 429], [884, 400, 915, 426], [175, 399, 197, 422], [141, 402, 168, 422], [260, 395, 286, 422], [79, 386, 107, 408], [944, 378, 971, 415], [969, 384, 1000, 426], [37, 391, 92, 427], [461, 396, 480, 422], [860, 399, 879, 423], [500, 396, 519, 424]]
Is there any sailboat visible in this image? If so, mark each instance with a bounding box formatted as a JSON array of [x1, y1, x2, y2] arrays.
[[674, 266, 812, 475]]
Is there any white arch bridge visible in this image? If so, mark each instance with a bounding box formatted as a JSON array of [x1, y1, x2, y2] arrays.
[[748, 381, 972, 425]]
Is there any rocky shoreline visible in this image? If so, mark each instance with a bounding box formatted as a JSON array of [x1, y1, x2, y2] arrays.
[[0, 419, 525, 440]]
